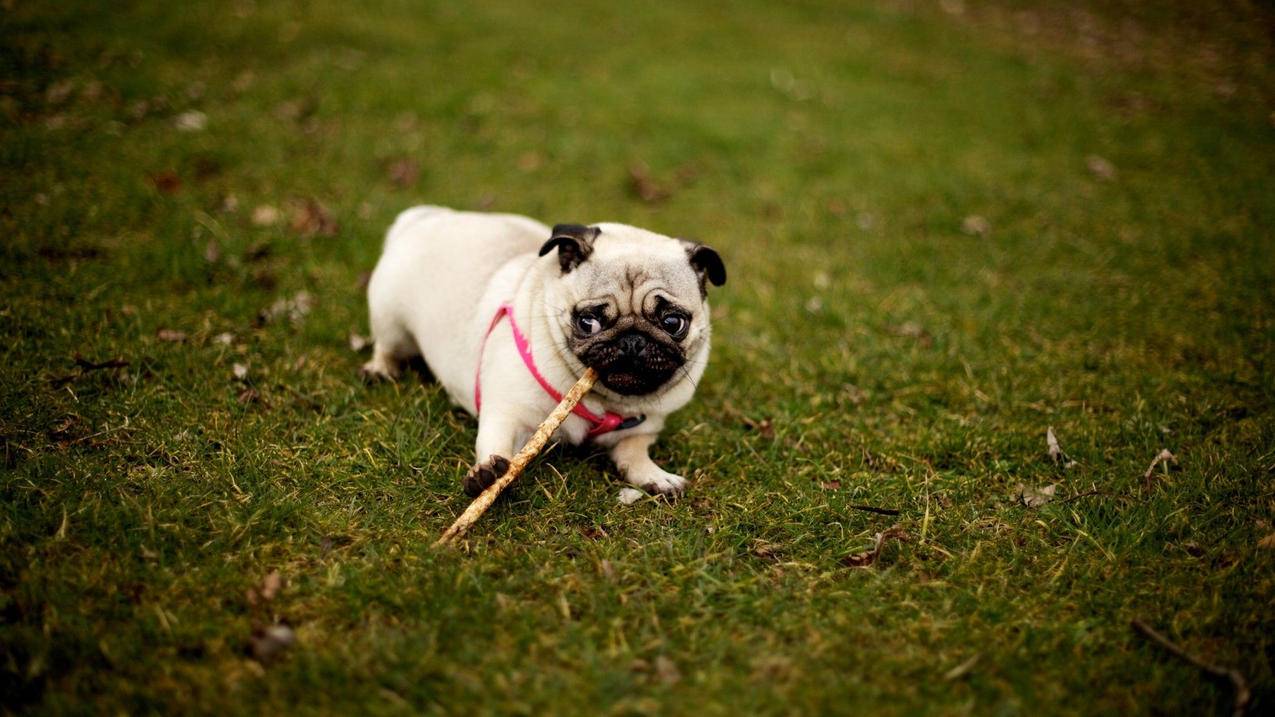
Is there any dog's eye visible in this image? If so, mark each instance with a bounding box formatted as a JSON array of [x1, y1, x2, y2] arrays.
[[660, 314, 688, 338], [575, 315, 602, 336]]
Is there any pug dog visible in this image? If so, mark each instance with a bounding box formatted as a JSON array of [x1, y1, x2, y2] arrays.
[[362, 205, 725, 497]]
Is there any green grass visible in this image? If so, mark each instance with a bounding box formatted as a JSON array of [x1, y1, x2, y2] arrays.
[[2, 0, 1273, 714]]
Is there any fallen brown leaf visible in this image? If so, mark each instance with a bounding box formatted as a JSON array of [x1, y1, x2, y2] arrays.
[[961, 215, 990, 236], [742, 416, 775, 439], [1046, 426, 1076, 468], [1086, 154, 1117, 181], [149, 170, 182, 194], [174, 110, 207, 132], [156, 328, 187, 343], [654, 656, 681, 685], [251, 205, 280, 227], [750, 540, 778, 560], [627, 163, 670, 203], [1257, 533, 1275, 549], [259, 570, 282, 601], [387, 157, 420, 188], [259, 291, 315, 325], [890, 322, 934, 347], [516, 151, 542, 173], [249, 622, 295, 663], [289, 199, 338, 237], [1018, 483, 1057, 508]]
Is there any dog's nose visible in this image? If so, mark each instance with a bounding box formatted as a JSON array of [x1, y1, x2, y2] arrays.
[[618, 333, 647, 357]]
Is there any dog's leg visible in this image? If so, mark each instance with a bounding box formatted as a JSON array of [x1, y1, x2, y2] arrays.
[[609, 433, 686, 496], [463, 411, 520, 496], [360, 321, 415, 382]]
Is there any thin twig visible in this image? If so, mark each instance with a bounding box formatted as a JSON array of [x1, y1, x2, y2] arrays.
[[51, 355, 131, 387], [74, 355, 130, 371], [849, 504, 901, 516], [1131, 619, 1250, 717], [1060, 489, 1109, 504]]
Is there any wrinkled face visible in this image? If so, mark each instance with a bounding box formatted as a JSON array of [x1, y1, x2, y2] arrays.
[[540, 223, 725, 397]]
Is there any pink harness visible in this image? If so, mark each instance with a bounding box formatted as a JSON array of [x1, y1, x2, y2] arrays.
[[474, 303, 640, 439]]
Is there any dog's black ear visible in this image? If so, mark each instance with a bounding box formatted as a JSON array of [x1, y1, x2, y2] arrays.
[[686, 243, 726, 291], [539, 224, 600, 273]]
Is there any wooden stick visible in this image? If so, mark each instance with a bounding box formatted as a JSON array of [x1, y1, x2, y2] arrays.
[[434, 367, 599, 547]]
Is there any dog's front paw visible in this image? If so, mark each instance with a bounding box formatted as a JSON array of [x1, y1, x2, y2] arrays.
[[462, 454, 510, 497], [630, 468, 687, 497]]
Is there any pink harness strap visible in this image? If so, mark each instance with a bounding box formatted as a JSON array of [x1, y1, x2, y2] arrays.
[[474, 302, 633, 438]]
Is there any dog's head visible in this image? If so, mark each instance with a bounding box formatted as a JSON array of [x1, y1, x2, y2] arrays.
[[538, 223, 725, 397]]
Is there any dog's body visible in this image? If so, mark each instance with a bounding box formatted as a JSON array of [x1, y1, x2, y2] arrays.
[[363, 206, 724, 496]]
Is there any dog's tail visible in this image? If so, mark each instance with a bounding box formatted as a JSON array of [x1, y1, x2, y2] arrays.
[[384, 205, 451, 249]]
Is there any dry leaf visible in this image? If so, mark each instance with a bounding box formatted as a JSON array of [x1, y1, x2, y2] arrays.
[[251, 205, 280, 227], [1019, 483, 1057, 508], [149, 170, 181, 194], [1047, 426, 1062, 461], [891, 322, 934, 347], [249, 622, 295, 663], [156, 328, 187, 343], [1143, 449, 1177, 487], [174, 110, 207, 132], [516, 151, 542, 173], [842, 525, 909, 568], [259, 570, 282, 601], [627, 163, 670, 203], [259, 291, 315, 325], [743, 416, 775, 439], [1086, 154, 1117, 181], [750, 540, 778, 560], [387, 157, 420, 188], [1257, 533, 1275, 549], [654, 656, 681, 685], [289, 199, 337, 237], [961, 215, 990, 236], [819, 480, 842, 491], [1046, 426, 1076, 468], [203, 240, 221, 264]]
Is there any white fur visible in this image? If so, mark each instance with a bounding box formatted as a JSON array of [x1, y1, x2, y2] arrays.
[[364, 206, 713, 494]]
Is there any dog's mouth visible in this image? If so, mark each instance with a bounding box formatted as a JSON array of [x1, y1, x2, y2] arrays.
[[576, 331, 684, 396]]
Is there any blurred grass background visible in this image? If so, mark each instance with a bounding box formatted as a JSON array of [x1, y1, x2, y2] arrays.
[[1, 0, 1273, 714]]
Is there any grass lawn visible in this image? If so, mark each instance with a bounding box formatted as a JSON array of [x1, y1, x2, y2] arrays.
[[2, 0, 1273, 713]]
